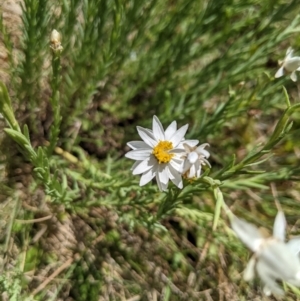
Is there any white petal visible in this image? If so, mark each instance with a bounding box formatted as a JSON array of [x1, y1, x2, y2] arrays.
[[185, 140, 199, 147], [243, 255, 256, 281], [127, 141, 150, 150], [170, 158, 184, 173], [273, 211, 286, 241], [140, 168, 156, 186], [130, 161, 141, 171], [256, 259, 284, 296], [287, 237, 300, 255], [262, 286, 272, 297], [168, 165, 183, 188], [290, 71, 297, 82], [170, 124, 189, 146], [156, 173, 168, 191], [195, 161, 202, 177], [171, 157, 184, 165], [275, 66, 284, 78], [202, 158, 211, 168], [164, 121, 177, 140], [199, 149, 210, 158], [230, 216, 264, 252], [260, 241, 300, 281], [132, 157, 155, 175], [152, 115, 165, 141], [181, 159, 192, 174], [166, 166, 175, 180], [196, 144, 210, 158], [125, 149, 152, 160], [183, 143, 193, 152], [187, 152, 199, 164], [157, 165, 169, 185], [188, 164, 196, 178], [198, 142, 210, 149], [286, 47, 294, 58], [169, 148, 186, 154], [285, 57, 300, 72], [137, 126, 157, 147]]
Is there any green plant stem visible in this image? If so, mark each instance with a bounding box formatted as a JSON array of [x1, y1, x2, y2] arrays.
[[0, 82, 20, 131], [48, 52, 62, 155], [2, 197, 20, 271]]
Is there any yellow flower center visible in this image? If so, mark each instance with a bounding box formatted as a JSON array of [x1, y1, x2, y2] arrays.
[[152, 140, 174, 164]]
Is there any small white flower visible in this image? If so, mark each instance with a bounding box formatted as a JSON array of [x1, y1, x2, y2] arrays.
[[125, 116, 198, 191], [181, 143, 211, 179], [275, 47, 300, 82], [231, 211, 300, 296]]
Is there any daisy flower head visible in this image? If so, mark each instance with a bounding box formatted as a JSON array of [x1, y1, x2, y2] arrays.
[[275, 47, 300, 82], [125, 116, 198, 191], [181, 143, 211, 179]]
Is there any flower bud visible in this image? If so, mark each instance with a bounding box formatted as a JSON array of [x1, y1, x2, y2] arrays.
[[50, 29, 63, 53]]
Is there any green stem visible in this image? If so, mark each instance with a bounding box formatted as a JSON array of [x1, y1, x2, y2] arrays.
[[0, 82, 20, 131], [48, 52, 62, 155], [2, 197, 20, 271]]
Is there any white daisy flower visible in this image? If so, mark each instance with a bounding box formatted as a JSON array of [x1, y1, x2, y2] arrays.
[[181, 143, 211, 179], [275, 47, 300, 82], [231, 211, 300, 296], [125, 115, 198, 191]]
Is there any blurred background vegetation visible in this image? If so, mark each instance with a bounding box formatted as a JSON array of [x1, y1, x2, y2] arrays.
[[1, 0, 300, 300]]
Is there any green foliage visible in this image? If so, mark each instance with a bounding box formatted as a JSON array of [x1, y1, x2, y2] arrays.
[[1, 0, 300, 299], [0, 271, 22, 301]]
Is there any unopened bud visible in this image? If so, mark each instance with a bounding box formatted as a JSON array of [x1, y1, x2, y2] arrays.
[[50, 29, 63, 53]]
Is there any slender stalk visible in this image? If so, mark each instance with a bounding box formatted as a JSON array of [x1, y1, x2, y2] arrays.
[[48, 34, 63, 155]]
